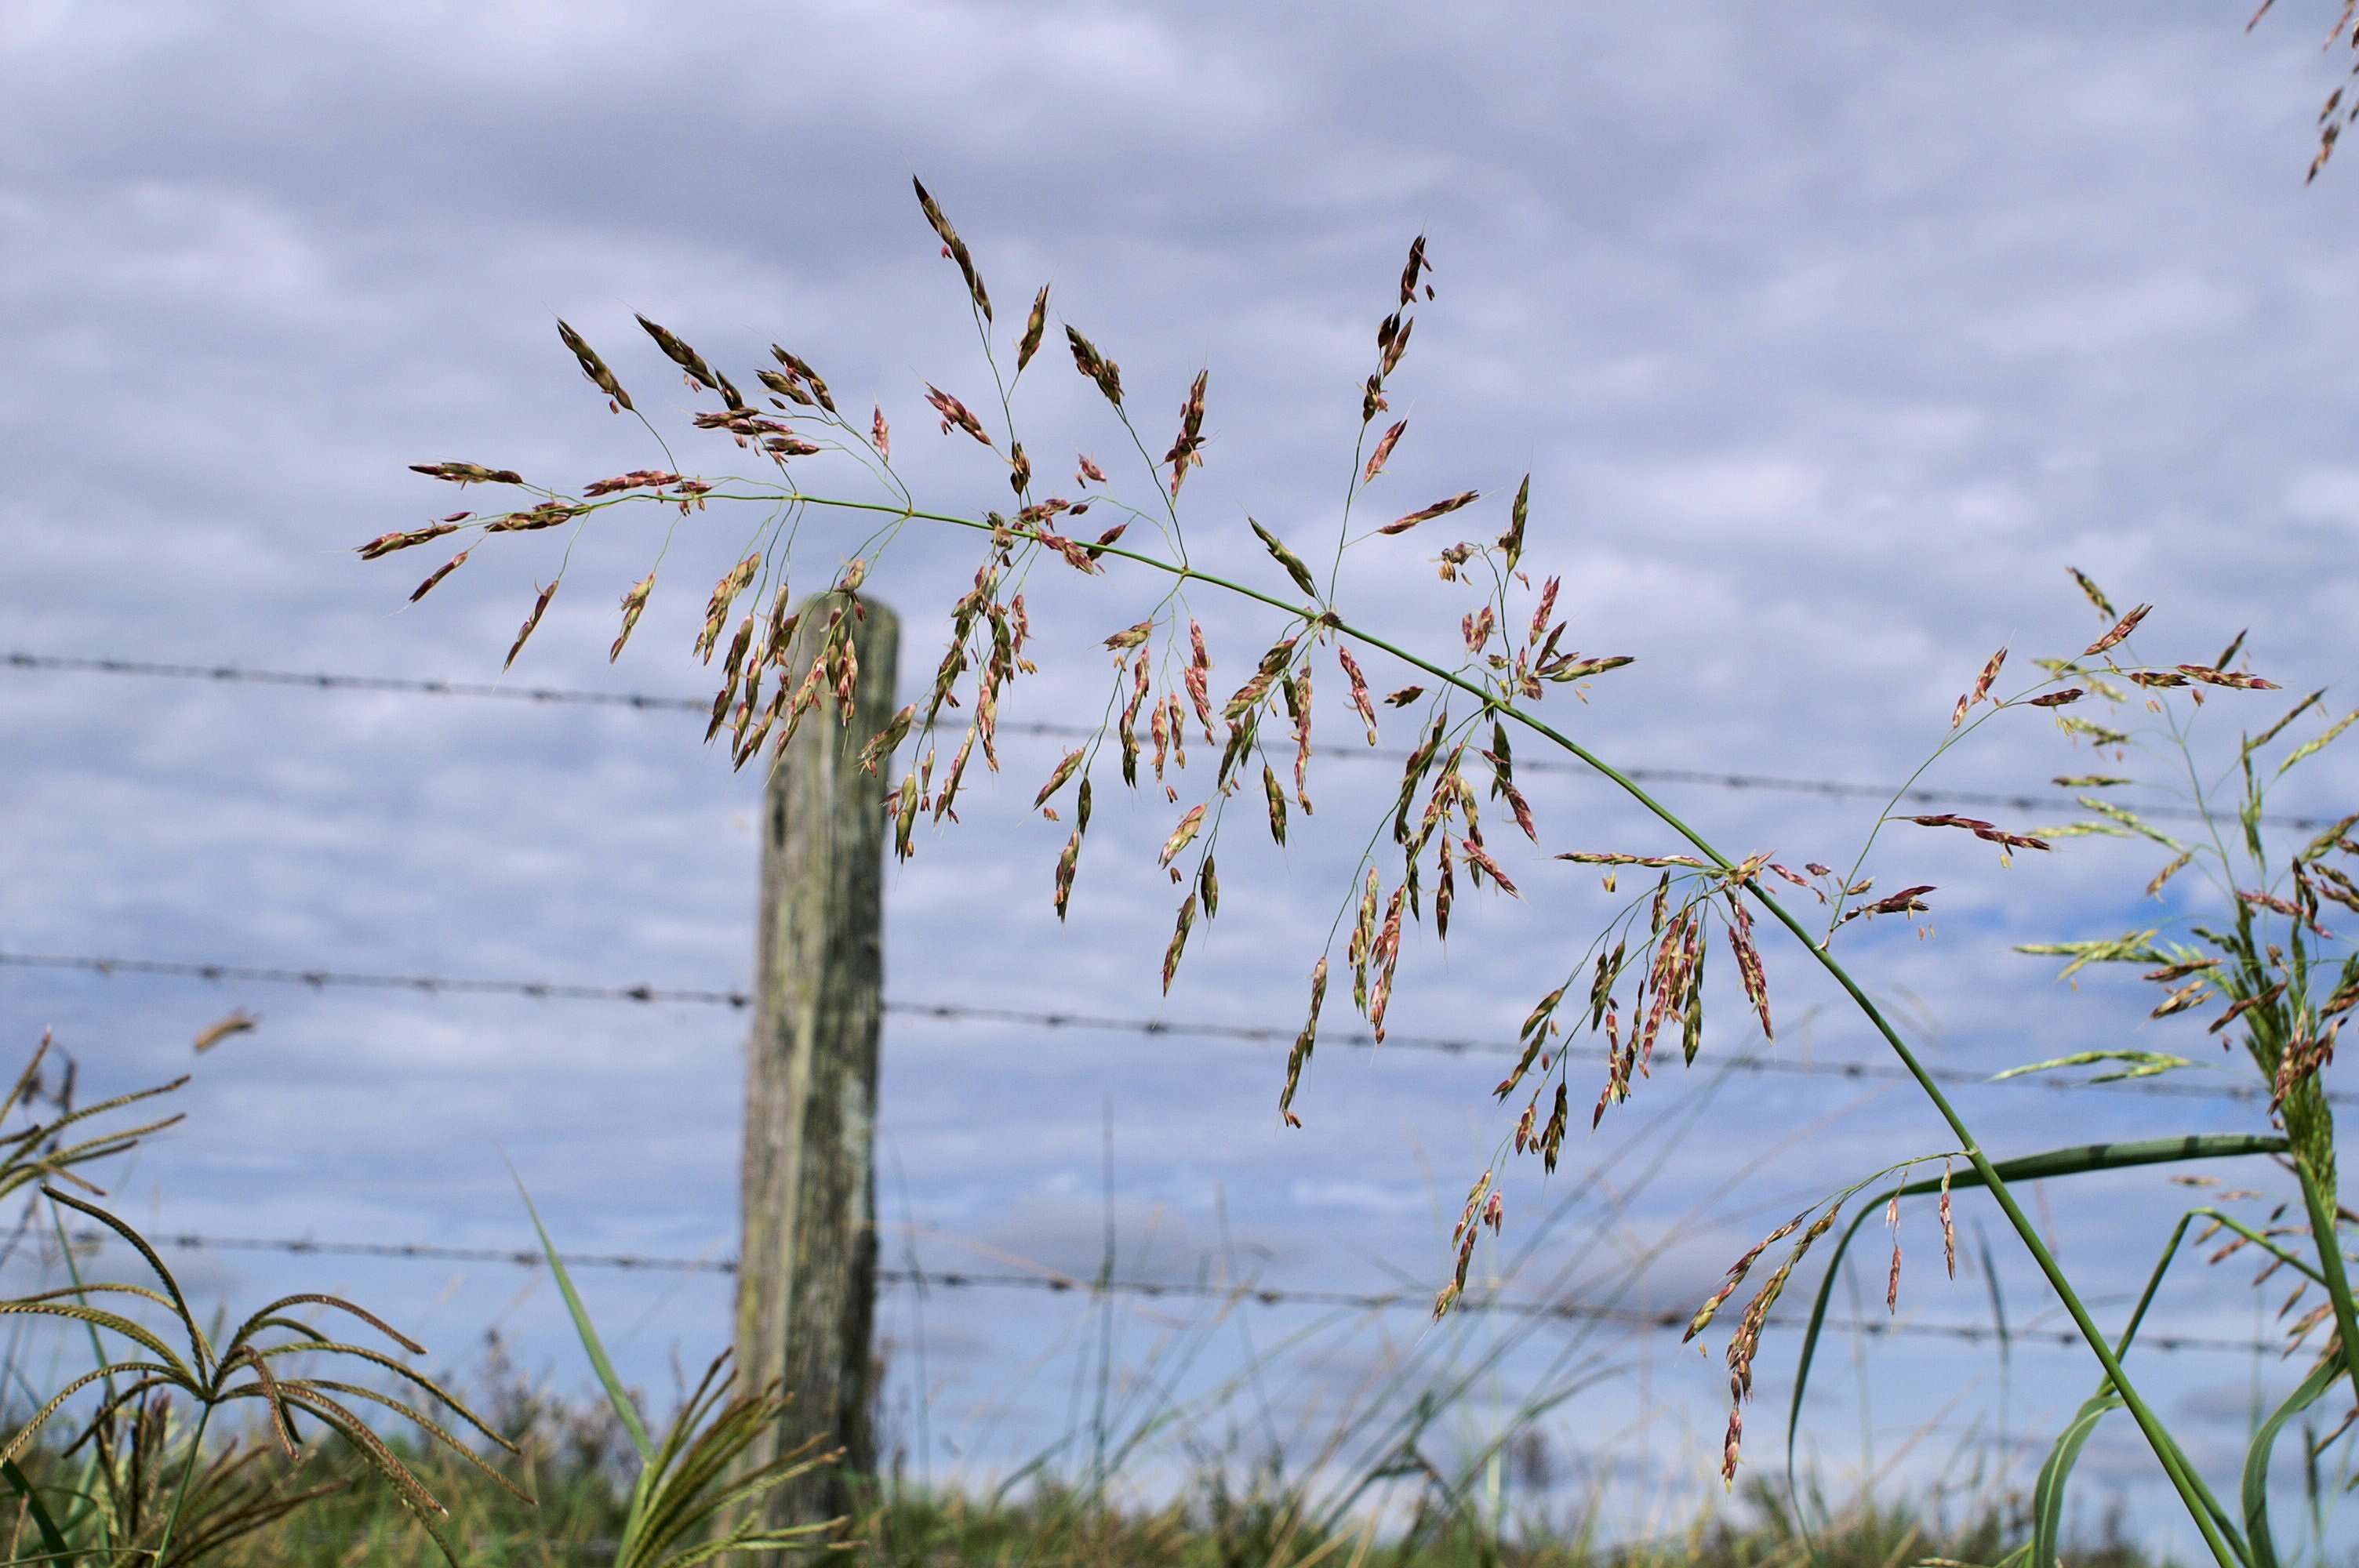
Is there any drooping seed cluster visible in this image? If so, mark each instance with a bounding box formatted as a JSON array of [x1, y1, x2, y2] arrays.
[[364, 181, 2357, 1499]]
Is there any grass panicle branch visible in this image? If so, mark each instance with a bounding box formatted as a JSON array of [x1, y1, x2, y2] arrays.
[[370, 182, 2357, 1565]]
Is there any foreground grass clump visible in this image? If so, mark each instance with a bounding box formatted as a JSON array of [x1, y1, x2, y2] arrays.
[[11, 1411, 2149, 1568]]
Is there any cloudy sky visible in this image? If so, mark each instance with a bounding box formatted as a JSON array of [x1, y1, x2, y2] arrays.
[[6, 0, 2359, 1552]]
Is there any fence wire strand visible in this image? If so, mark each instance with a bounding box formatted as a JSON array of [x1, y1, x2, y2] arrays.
[[2, 947, 2340, 1107], [6, 650, 2333, 829], [15, 1225, 2277, 1358]]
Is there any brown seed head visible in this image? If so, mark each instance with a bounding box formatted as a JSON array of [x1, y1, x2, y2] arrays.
[[410, 549, 470, 604], [2082, 604, 2154, 659], [1399, 234, 1431, 307], [1379, 489, 1479, 537], [634, 314, 718, 391], [504, 579, 559, 671], [1018, 284, 1051, 372], [557, 319, 633, 412]]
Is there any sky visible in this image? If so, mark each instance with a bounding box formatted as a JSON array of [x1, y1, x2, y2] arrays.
[[6, 0, 2359, 1555]]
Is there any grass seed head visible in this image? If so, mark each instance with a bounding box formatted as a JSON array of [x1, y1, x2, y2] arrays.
[[2082, 603, 2154, 659], [358, 521, 460, 560], [557, 319, 632, 412], [1018, 283, 1050, 371], [581, 469, 681, 496], [1262, 762, 1289, 846], [409, 548, 470, 604], [770, 347, 837, 412], [758, 367, 814, 406], [1063, 326, 1123, 406], [1164, 370, 1209, 496], [634, 314, 718, 392], [1500, 474, 1531, 569], [409, 460, 523, 486], [1162, 892, 1197, 995], [911, 176, 991, 321], [503, 580, 558, 671], [2067, 565, 2117, 620], [858, 704, 914, 776], [1399, 234, 1431, 307], [1380, 314, 1415, 377], [1379, 489, 1478, 537], [604, 572, 651, 665], [925, 384, 992, 445], [1028, 750, 1085, 815], [1940, 1160, 1956, 1279], [696, 555, 761, 662], [1336, 647, 1378, 745]]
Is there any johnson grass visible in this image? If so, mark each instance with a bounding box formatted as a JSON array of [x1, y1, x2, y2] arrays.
[[6, 165, 2356, 1559], [351, 173, 2359, 1563]]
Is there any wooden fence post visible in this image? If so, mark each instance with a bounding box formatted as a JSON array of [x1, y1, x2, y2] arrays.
[[735, 593, 899, 1530]]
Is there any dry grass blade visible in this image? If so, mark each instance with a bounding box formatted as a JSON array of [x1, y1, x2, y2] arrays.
[[274, 1388, 458, 1561], [234, 1345, 300, 1461], [40, 1186, 206, 1373], [1, 1122, 184, 1207], [190, 1011, 256, 1054], [154, 1474, 354, 1568], [287, 1379, 536, 1504], [0, 1303, 198, 1396], [59, 1374, 184, 1461], [245, 1339, 507, 1450], [5, 1280, 188, 1316], [2, 1363, 168, 1471], [0, 1032, 54, 1124], [577, 1350, 852, 1567], [2, 1073, 189, 1160]]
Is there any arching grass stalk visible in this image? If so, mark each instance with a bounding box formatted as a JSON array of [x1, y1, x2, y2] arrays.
[[383, 477, 2241, 1563], [148, 1398, 214, 1566], [743, 489, 2237, 1566], [382, 196, 2278, 1563]]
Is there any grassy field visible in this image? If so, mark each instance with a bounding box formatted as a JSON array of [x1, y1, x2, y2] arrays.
[[5, 1391, 2143, 1568]]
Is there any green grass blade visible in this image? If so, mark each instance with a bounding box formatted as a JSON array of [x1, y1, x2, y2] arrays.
[[507, 1160, 655, 1463], [1785, 1134, 2288, 1498], [2031, 1392, 2122, 1568], [2243, 1356, 2339, 1568], [2294, 1160, 2359, 1420], [2, 1457, 73, 1565]]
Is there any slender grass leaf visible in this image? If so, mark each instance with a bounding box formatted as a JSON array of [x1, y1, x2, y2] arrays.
[[507, 1162, 655, 1463], [2278, 710, 2359, 776], [2245, 1357, 2339, 1568], [2, 1457, 71, 1564], [1787, 1134, 2288, 1521], [1989, 1051, 2201, 1085], [2032, 1390, 2123, 1568]]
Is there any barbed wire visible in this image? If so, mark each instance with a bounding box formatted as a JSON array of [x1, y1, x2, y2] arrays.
[[36, 1226, 2276, 1357], [6, 651, 2329, 830], [1, 947, 2343, 1108]]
